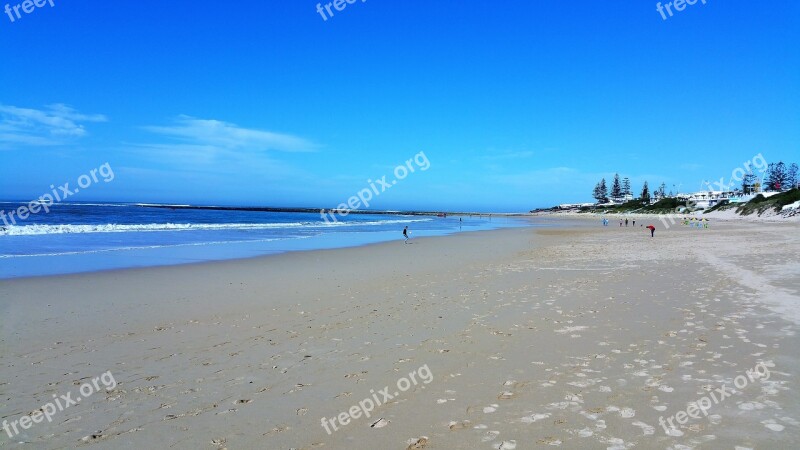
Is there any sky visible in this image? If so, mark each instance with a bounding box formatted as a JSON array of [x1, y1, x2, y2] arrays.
[[1, 0, 798, 212]]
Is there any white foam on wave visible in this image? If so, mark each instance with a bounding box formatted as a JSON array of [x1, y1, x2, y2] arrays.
[[0, 218, 432, 236]]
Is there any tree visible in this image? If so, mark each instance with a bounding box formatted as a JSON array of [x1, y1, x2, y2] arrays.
[[788, 163, 799, 189], [764, 163, 775, 190], [765, 162, 788, 191], [742, 172, 758, 194], [640, 181, 650, 203], [599, 178, 608, 201], [657, 182, 667, 199], [593, 178, 608, 203], [775, 162, 787, 190], [611, 174, 622, 201], [592, 182, 603, 203], [622, 177, 631, 198]]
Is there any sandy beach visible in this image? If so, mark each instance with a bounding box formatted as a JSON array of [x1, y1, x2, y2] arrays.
[[1, 218, 798, 449]]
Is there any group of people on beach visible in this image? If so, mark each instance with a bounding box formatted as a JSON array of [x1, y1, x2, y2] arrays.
[[602, 216, 712, 237], [602, 217, 656, 237], [601, 217, 638, 227], [683, 217, 710, 228]]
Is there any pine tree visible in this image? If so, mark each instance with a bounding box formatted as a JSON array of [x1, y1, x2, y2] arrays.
[[592, 182, 603, 202], [766, 162, 788, 191], [622, 177, 631, 198], [599, 178, 608, 201], [611, 174, 622, 201], [742, 172, 757, 194], [640, 181, 650, 202], [593, 179, 609, 203], [787, 163, 798, 190], [657, 182, 666, 199]]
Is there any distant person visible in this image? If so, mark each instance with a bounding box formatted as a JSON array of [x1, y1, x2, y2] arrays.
[[619, 219, 623, 227], [647, 225, 655, 237], [632, 219, 636, 227], [403, 226, 410, 244], [625, 218, 629, 227]]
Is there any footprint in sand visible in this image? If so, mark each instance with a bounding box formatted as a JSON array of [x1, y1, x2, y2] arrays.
[[521, 413, 550, 424], [448, 420, 471, 430], [738, 402, 765, 411], [632, 421, 655, 435], [481, 430, 500, 442], [406, 436, 428, 449], [762, 420, 785, 432], [780, 417, 800, 426]]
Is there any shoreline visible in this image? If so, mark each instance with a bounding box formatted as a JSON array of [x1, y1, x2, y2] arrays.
[[1, 225, 535, 282], [0, 218, 535, 281]]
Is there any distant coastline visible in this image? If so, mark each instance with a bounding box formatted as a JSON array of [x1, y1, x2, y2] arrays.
[[135, 203, 532, 217], [533, 187, 800, 220]]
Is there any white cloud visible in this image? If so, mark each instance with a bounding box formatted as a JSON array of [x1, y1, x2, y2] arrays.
[[0, 103, 107, 147], [142, 116, 316, 153], [126, 116, 318, 181]]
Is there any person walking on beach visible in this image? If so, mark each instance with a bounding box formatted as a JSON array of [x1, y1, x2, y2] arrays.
[[619, 219, 623, 227], [403, 226, 410, 244], [632, 219, 636, 227], [625, 218, 629, 227], [646, 225, 655, 238]]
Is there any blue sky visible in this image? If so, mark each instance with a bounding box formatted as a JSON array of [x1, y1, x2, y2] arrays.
[[1, 0, 797, 212]]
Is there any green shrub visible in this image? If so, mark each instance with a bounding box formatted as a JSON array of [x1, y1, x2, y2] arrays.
[[736, 189, 800, 215]]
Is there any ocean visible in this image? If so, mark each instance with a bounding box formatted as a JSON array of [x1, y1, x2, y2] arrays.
[[0, 202, 528, 278]]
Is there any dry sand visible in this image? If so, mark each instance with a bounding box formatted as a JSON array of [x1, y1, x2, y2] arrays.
[[1, 218, 799, 449]]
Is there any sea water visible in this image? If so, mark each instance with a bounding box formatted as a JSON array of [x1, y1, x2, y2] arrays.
[[0, 203, 527, 278]]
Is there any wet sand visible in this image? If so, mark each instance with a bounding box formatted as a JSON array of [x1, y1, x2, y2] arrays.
[[1, 219, 798, 449]]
